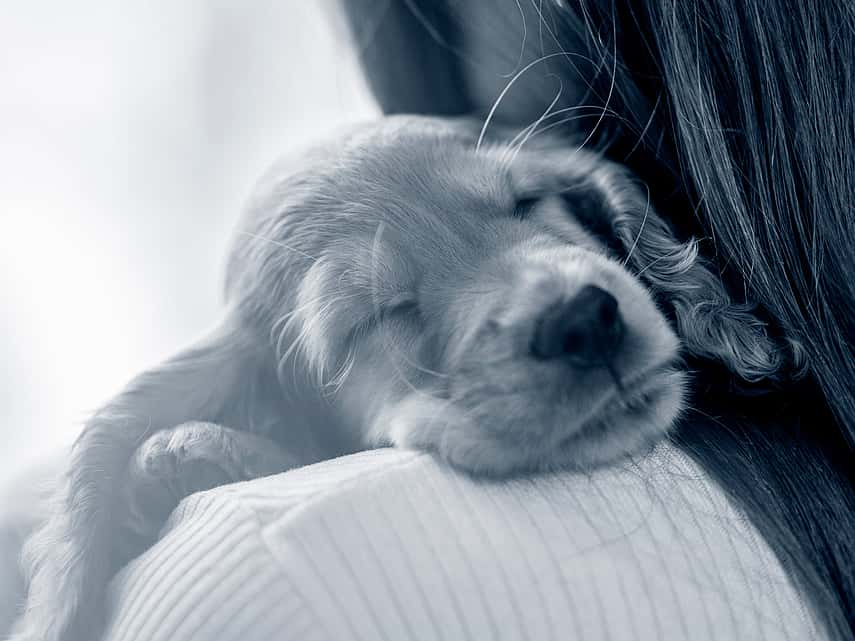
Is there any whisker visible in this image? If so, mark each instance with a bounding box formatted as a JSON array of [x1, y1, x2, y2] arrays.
[[533, 104, 636, 134], [509, 112, 606, 154], [528, 0, 605, 101], [503, 80, 564, 167], [501, 0, 529, 79], [507, 95, 616, 152], [501, 104, 641, 167], [404, 353, 448, 379], [476, 50, 603, 152], [237, 230, 320, 263], [573, 8, 618, 153]]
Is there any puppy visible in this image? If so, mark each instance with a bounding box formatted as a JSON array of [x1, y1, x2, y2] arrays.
[[9, 116, 787, 641]]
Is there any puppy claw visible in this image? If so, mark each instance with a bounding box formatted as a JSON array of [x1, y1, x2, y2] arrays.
[[138, 436, 180, 479]]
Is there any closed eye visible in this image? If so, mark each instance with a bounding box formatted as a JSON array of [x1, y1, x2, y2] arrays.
[[512, 196, 540, 219], [511, 191, 624, 255], [348, 294, 420, 343], [560, 190, 625, 255], [365, 292, 420, 327], [384, 295, 420, 318]]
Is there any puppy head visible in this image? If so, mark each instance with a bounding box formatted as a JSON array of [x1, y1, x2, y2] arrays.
[[234, 116, 791, 475]]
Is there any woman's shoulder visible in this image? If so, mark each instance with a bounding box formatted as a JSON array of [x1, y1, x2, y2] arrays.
[[103, 443, 825, 640]]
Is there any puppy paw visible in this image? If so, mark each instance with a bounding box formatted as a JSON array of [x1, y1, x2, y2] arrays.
[[377, 394, 527, 476], [125, 422, 296, 535], [381, 394, 468, 451], [133, 422, 238, 486]]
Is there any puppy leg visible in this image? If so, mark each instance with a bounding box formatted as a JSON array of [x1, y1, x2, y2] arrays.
[[10, 316, 294, 641], [124, 422, 297, 537]]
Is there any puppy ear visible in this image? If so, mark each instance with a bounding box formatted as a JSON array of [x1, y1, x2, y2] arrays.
[[615, 207, 804, 383]]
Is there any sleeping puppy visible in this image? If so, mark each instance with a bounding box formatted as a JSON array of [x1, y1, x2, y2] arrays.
[[9, 116, 787, 641]]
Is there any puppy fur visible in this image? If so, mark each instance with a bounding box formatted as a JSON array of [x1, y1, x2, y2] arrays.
[[8, 116, 788, 641]]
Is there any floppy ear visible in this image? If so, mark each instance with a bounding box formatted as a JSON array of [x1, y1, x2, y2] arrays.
[[614, 206, 804, 383]]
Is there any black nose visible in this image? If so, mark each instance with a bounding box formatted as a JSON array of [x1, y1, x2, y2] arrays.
[[530, 285, 625, 365]]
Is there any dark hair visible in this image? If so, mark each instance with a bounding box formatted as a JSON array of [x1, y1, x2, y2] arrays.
[[340, 1, 855, 638]]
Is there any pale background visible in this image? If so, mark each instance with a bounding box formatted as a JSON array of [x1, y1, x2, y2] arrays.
[[0, 1, 378, 485]]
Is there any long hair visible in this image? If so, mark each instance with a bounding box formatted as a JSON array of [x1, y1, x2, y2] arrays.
[[340, 1, 855, 638]]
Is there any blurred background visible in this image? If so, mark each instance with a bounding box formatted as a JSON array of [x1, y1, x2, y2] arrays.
[[0, 1, 378, 484]]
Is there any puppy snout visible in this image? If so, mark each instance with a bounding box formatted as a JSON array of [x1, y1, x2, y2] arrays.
[[530, 285, 625, 364]]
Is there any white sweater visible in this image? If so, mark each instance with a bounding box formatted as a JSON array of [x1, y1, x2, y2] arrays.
[[102, 444, 824, 641]]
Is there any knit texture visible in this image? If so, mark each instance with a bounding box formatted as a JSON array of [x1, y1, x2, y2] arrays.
[[102, 444, 824, 641]]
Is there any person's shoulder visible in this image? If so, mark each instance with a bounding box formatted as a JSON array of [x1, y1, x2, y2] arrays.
[[110, 443, 824, 641]]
